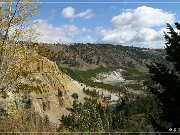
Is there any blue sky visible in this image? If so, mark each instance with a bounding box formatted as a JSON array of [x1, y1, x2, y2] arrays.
[[32, 0, 180, 48]]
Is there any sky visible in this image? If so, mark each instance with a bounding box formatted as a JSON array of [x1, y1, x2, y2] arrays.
[[31, 0, 180, 48]]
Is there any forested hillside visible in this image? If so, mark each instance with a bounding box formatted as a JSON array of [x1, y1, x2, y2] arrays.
[[46, 43, 167, 71]]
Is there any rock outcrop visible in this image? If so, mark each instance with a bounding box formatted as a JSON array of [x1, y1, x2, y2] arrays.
[[0, 47, 87, 125], [92, 69, 125, 85]]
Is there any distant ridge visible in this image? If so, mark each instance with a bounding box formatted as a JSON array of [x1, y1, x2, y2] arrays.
[[46, 43, 167, 71]]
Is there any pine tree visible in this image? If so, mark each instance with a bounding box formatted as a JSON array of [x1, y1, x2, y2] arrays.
[[147, 22, 180, 130]]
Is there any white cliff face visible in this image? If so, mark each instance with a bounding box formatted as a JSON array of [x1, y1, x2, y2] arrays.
[[93, 69, 125, 85]]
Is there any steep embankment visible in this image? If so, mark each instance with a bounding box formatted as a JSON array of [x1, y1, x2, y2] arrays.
[[0, 46, 87, 126]]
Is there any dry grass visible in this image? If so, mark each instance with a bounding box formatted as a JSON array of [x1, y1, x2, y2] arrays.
[[0, 110, 56, 133]]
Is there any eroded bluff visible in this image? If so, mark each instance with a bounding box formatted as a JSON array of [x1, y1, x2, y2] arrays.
[[0, 49, 86, 125]]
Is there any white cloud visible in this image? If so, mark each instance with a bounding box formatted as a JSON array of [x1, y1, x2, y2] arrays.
[[98, 27, 166, 48], [99, 29, 137, 44], [134, 28, 167, 48], [82, 27, 92, 32], [76, 9, 94, 19], [34, 19, 92, 44], [111, 6, 175, 30], [61, 7, 75, 18], [135, 28, 163, 43], [79, 35, 95, 43], [61, 6, 94, 20], [98, 6, 176, 48]]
